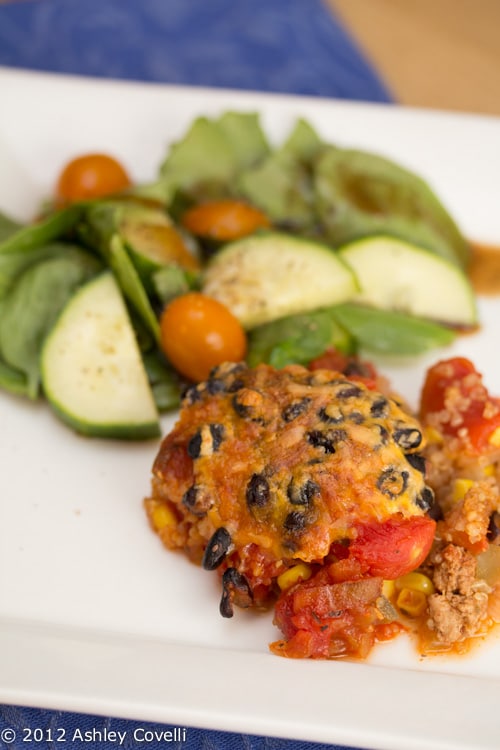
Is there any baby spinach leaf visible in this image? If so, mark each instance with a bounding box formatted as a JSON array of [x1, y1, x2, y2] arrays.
[[0, 246, 101, 398], [0, 211, 22, 243], [108, 234, 161, 343], [247, 309, 355, 368], [0, 204, 83, 255], [330, 303, 456, 355]]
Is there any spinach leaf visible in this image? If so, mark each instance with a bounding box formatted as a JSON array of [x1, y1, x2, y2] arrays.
[[0, 246, 101, 398], [247, 309, 355, 368], [330, 303, 456, 355], [0, 204, 83, 255]]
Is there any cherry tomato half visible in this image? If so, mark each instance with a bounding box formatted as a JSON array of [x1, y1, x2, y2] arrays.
[[181, 199, 270, 241], [56, 153, 131, 205], [160, 292, 247, 382]]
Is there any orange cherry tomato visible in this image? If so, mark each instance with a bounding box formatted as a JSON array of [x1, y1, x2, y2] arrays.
[[56, 153, 131, 205], [160, 292, 247, 382], [181, 199, 270, 241]]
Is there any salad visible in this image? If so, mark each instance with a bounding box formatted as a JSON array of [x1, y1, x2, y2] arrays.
[[0, 111, 478, 440]]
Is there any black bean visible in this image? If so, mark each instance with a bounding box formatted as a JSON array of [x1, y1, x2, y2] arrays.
[[188, 424, 225, 458], [246, 473, 270, 508], [307, 429, 346, 453], [348, 411, 364, 424], [406, 452, 426, 474], [317, 404, 344, 424], [336, 384, 362, 400], [343, 360, 372, 378], [415, 486, 435, 513], [187, 431, 202, 458], [375, 424, 390, 445], [287, 478, 320, 506], [219, 568, 253, 618], [210, 423, 225, 451], [181, 485, 211, 517], [232, 389, 266, 422], [202, 527, 232, 571], [227, 378, 245, 393], [377, 467, 409, 499], [393, 427, 423, 451], [282, 398, 311, 422], [206, 378, 227, 395], [370, 397, 389, 418], [487, 511, 500, 542], [283, 511, 308, 533], [181, 383, 202, 405]]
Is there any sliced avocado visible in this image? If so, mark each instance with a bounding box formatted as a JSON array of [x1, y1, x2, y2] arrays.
[[202, 232, 358, 328], [41, 272, 160, 439], [314, 147, 470, 267], [338, 235, 477, 327]]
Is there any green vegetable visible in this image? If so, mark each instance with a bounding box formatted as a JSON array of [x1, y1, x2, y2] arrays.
[[108, 234, 161, 343], [0, 211, 22, 243], [330, 303, 456, 355], [152, 264, 199, 304], [0, 357, 29, 397], [314, 146, 470, 267], [338, 235, 477, 327], [247, 309, 355, 368], [157, 111, 271, 201], [0, 246, 101, 397], [142, 350, 181, 412], [237, 119, 322, 230], [41, 271, 160, 439], [202, 231, 358, 328], [0, 204, 83, 255]]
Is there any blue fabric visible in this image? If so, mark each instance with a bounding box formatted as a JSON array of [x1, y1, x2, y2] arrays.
[[0, 706, 366, 750], [0, 0, 387, 748], [0, 0, 392, 102]]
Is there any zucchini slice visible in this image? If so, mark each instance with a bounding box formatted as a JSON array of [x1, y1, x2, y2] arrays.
[[202, 232, 358, 328], [338, 235, 477, 328], [41, 272, 160, 439]]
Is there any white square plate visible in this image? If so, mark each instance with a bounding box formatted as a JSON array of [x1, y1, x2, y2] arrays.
[[1, 66, 500, 750]]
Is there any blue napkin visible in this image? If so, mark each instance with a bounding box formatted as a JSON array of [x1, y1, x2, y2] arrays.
[[0, 0, 389, 748], [0, 0, 391, 102]]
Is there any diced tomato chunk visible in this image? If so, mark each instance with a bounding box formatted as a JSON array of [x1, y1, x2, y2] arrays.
[[420, 357, 500, 454], [271, 575, 391, 659], [346, 515, 436, 580], [309, 348, 379, 390]]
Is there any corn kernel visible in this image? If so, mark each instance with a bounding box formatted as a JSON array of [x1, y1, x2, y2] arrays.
[[382, 579, 396, 599], [396, 588, 427, 617], [277, 563, 312, 591], [483, 464, 496, 478], [489, 427, 500, 447], [425, 426, 443, 445], [395, 571, 435, 596], [151, 503, 176, 531], [452, 478, 475, 504]]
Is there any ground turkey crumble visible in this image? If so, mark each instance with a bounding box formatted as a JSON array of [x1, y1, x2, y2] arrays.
[[426, 543, 489, 644]]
